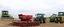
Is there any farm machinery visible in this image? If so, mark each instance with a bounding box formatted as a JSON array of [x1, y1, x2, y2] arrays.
[[50, 12, 64, 23], [1, 10, 14, 20], [50, 14, 56, 22], [11, 14, 40, 27], [34, 13, 46, 23], [55, 12, 64, 23]]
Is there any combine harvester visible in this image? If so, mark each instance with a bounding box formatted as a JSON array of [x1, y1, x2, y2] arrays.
[[11, 14, 40, 27], [50, 12, 64, 23]]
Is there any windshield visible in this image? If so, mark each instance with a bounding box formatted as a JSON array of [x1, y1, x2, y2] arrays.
[[37, 15, 42, 17]]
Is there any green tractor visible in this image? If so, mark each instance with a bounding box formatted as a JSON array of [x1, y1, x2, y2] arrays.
[[50, 12, 64, 23], [1, 10, 14, 20], [55, 12, 64, 23], [50, 14, 56, 22], [2, 10, 9, 17], [34, 13, 46, 23]]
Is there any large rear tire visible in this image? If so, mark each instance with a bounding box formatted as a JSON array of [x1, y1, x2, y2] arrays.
[[55, 17, 58, 23], [60, 17, 63, 23]]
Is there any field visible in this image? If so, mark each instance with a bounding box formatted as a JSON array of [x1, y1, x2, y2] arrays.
[[0, 18, 64, 27]]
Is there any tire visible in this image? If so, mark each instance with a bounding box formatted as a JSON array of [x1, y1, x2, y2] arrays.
[[39, 19, 42, 23], [60, 17, 63, 23], [40, 20, 42, 23], [50, 18, 55, 22], [43, 19, 45, 23], [55, 17, 58, 23]]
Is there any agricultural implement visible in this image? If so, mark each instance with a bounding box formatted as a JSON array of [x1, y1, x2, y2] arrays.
[[34, 13, 46, 23], [11, 14, 40, 27]]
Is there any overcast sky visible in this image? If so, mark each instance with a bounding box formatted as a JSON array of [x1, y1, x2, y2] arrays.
[[0, 0, 64, 18]]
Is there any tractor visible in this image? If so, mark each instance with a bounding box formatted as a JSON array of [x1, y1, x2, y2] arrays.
[[12, 14, 40, 27], [55, 12, 64, 23], [50, 12, 64, 23], [34, 13, 46, 23], [1, 10, 14, 20], [50, 14, 56, 22]]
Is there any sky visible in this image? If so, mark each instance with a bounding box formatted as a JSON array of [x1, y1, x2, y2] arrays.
[[0, 0, 64, 18]]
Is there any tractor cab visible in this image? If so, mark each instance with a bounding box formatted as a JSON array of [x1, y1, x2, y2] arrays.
[[2, 10, 9, 17], [36, 13, 45, 19], [58, 12, 64, 16]]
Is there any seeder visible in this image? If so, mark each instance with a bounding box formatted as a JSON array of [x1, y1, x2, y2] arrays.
[[11, 14, 40, 27]]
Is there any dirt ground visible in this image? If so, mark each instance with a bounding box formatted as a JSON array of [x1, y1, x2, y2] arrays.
[[0, 18, 64, 27]]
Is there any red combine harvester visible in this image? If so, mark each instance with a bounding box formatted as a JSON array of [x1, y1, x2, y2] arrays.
[[12, 14, 40, 27]]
